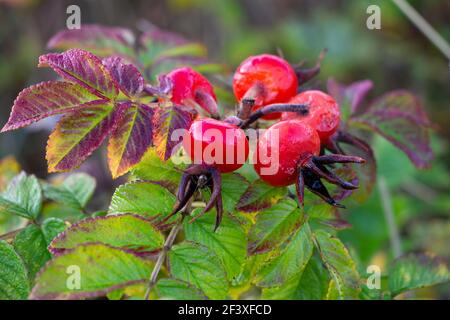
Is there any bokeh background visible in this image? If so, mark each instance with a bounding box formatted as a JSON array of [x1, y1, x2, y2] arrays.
[[0, 0, 449, 298]]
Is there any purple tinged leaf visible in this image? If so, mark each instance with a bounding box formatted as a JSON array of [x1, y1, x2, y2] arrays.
[[153, 105, 196, 161], [108, 103, 155, 178], [327, 79, 374, 119], [102, 56, 144, 98], [351, 91, 433, 169], [1, 81, 107, 132], [47, 24, 135, 57], [144, 74, 173, 97], [139, 23, 192, 48], [38, 49, 118, 99], [46, 103, 123, 172]]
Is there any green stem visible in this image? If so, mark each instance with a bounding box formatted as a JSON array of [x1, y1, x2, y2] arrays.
[[143, 213, 186, 300], [378, 176, 402, 258]]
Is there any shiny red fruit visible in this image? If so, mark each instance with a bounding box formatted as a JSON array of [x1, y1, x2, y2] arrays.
[[167, 67, 217, 114], [233, 54, 298, 120], [254, 120, 320, 186], [184, 118, 249, 173], [282, 90, 340, 141]]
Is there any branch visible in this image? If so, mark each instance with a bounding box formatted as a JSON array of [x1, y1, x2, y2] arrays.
[[143, 213, 187, 300], [0, 227, 26, 241], [378, 176, 402, 258], [239, 103, 309, 128]]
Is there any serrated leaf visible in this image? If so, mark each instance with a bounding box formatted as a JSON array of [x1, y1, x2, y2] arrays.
[[131, 148, 184, 189], [108, 181, 176, 225], [41, 218, 67, 245], [184, 209, 247, 281], [327, 78, 373, 121], [43, 173, 96, 210], [388, 253, 450, 297], [38, 49, 118, 99], [107, 103, 154, 178], [314, 230, 360, 300], [156, 278, 206, 300], [201, 173, 249, 214], [13, 225, 51, 283], [0, 240, 30, 300], [237, 180, 287, 212], [351, 91, 433, 168], [30, 244, 153, 300], [49, 214, 163, 255], [261, 253, 329, 300], [1, 81, 106, 132], [248, 198, 302, 255], [46, 103, 121, 172], [102, 56, 144, 98], [0, 172, 42, 219], [256, 222, 313, 287], [168, 242, 228, 300], [47, 24, 135, 58], [153, 105, 195, 161]]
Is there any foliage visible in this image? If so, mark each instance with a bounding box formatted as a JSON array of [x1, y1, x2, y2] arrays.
[[0, 23, 447, 301]]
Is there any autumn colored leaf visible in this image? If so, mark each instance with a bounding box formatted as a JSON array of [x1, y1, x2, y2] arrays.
[[38, 49, 119, 99], [153, 105, 196, 161], [102, 56, 144, 98], [351, 91, 433, 168], [108, 103, 154, 178], [1, 81, 106, 132], [46, 104, 122, 172]]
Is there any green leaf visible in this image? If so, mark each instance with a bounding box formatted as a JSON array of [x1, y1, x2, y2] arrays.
[[221, 173, 249, 213], [255, 222, 314, 287], [0, 172, 42, 219], [200, 173, 249, 214], [184, 209, 247, 281], [261, 253, 329, 300], [237, 180, 287, 212], [41, 217, 67, 245], [388, 253, 450, 297], [156, 278, 206, 300], [0, 240, 30, 299], [43, 173, 96, 210], [13, 225, 52, 283], [131, 148, 184, 189], [30, 244, 153, 299], [50, 214, 164, 255], [168, 242, 228, 299], [109, 181, 176, 225], [314, 230, 360, 299], [248, 198, 302, 255]]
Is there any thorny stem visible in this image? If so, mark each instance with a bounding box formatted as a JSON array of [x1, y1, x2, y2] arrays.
[[378, 176, 402, 258], [144, 213, 187, 300]]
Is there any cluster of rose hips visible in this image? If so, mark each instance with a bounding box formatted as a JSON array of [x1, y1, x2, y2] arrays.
[[163, 54, 365, 230]]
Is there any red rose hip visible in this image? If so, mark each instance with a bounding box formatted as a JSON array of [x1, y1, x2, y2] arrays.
[[184, 118, 249, 173], [282, 90, 340, 141], [167, 67, 218, 115], [233, 54, 298, 120]]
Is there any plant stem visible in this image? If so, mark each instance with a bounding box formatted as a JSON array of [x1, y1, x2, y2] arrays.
[[143, 213, 186, 300], [0, 227, 25, 241], [378, 176, 402, 258], [392, 0, 450, 61]]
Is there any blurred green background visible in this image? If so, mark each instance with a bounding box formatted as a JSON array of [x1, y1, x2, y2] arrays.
[[0, 0, 449, 298]]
